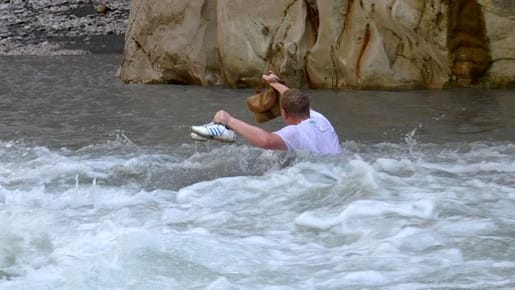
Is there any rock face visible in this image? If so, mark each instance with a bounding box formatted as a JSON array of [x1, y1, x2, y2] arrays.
[[119, 0, 219, 84], [119, 0, 515, 89], [478, 0, 515, 87], [306, 0, 449, 89]]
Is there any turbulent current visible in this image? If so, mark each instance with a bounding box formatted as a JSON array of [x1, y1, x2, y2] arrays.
[[0, 55, 514, 289]]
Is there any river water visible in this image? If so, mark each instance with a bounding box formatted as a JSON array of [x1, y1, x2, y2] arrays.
[[0, 55, 514, 289]]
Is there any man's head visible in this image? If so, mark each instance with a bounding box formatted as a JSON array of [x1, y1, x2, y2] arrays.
[[280, 89, 310, 123]]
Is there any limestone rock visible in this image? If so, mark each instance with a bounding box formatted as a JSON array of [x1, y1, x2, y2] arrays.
[[478, 0, 515, 87], [306, 0, 449, 89], [119, 0, 218, 84], [119, 0, 515, 89], [217, 0, 314, 88]]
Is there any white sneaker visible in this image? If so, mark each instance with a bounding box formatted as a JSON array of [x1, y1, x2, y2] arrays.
[[191, 122, 237, 143]]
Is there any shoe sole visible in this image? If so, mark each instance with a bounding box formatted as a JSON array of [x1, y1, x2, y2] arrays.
[[212, 135, 236, 143], [191, 132, 208, 141], [191, 132, 236, 143]]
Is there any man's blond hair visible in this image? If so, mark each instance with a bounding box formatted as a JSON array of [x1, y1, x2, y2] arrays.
[[280, 89, 310, 119]]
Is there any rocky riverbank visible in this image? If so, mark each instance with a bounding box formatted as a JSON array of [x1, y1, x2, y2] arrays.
[[0, 0, 130, 55]]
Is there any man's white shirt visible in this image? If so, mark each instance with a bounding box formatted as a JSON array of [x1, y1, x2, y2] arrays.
[[274, 110, 341, 155]]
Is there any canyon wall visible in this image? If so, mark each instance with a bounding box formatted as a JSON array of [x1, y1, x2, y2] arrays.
[[118, 0, 515, 89]]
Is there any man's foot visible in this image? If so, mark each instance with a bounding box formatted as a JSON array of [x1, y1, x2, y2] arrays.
[[191, 122, 237, 143]]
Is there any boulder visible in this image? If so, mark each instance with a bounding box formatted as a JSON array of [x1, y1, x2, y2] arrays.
[[119, 0, 219, 84], [119, 0, 515, 89], [478, 0, 515, 87]]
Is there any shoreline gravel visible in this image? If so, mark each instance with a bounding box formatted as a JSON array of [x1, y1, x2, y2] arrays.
[[0, 0, 130, 55]]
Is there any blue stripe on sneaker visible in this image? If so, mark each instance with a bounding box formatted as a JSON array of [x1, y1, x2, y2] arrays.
[[209, 127, 221, 136]]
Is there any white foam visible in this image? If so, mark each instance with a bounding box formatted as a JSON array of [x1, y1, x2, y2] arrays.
[[295, 199, 435, 230], [1, 142, 515, 289], [344, 270, 389, 284]]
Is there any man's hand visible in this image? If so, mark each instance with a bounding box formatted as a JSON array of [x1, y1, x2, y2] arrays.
[[262, 71, 289, 95], [213, 110, 232, 127], [262, 71, 280, 84]]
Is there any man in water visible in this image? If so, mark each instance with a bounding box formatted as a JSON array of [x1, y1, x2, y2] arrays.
[[192, 72, 341, 155]]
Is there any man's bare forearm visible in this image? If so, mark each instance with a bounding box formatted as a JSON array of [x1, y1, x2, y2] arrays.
[[226, 116, 286, 150]]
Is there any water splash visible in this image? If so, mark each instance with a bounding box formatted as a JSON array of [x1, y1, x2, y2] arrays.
[[109, 129, 134, 146], [403, 123, 423, 156]]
